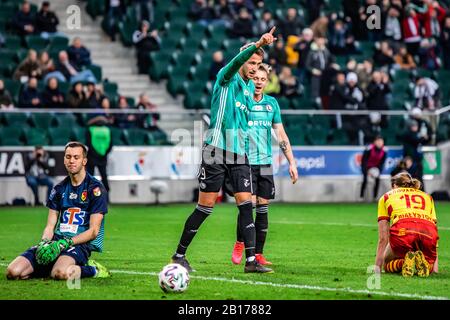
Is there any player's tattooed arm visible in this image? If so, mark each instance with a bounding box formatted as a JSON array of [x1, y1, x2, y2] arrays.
[[279, 140, 289, 154]]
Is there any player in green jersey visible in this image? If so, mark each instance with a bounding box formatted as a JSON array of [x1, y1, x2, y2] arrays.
[[171, 28, 277, 274], [230, 63, 298, 266]]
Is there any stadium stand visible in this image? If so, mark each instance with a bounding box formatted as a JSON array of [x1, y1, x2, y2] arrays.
[[2, 0, 450, 147]]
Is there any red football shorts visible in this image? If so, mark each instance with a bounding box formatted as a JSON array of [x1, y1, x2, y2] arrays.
[[390, 218, 439, 266]]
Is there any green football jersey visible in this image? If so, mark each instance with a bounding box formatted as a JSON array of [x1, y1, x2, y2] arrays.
[[205, 45, 258, 156], [247, 94, 282, 165]]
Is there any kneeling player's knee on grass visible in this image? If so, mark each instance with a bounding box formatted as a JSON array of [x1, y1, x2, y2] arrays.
[[6, 266, 21, 279], [51, 268, 69, 280]]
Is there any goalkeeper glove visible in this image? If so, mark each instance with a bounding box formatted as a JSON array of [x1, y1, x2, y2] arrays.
[[36, 237, 74, 265]]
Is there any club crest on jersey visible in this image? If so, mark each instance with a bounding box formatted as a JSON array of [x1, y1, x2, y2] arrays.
[[93, 187, 101, 197], [69, 192, 78, 200], [266, 105, 273, 112], [81, 190, 87, 202]]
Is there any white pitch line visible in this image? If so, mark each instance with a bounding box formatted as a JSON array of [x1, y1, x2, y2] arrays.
[[110, 269, 448, 300], [0, 263, 447, 300], [272, 220, 450, 231]]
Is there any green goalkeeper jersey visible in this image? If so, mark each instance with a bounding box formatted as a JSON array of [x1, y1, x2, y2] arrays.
[[246, 94, 282, 165], [205, 45, 258, 156]]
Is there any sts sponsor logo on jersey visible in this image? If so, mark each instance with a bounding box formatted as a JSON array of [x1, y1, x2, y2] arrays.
[[60, 207, 86, 234]]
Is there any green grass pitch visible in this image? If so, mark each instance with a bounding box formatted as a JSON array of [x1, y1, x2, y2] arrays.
[[0, 203, 449, 300]]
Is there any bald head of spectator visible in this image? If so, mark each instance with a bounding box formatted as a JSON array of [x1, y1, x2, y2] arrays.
[[58, 50, 69, 63], [212, 50, 223, 63], [302, 28, 314, 42]]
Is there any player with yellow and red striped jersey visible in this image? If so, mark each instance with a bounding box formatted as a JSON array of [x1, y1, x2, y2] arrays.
[[375, 172, 439, 278]]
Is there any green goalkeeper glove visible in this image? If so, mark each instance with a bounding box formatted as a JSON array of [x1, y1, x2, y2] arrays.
[[36, 237, 74, 265]]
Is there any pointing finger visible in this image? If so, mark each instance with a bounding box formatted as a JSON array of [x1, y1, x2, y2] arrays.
[[269, 26, 276, 35]]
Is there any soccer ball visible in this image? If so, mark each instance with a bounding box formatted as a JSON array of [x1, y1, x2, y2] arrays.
[[158, 263, 190, 293], [368, 167, 380, 179]]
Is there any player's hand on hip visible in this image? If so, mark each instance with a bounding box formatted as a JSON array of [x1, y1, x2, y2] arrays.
[[256, 27, 277, 48]]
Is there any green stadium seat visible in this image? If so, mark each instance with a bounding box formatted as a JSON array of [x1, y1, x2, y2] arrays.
[[85, 64, 102, 82], [206, 24, 228, 40], [329, 128, 350, 145], [167, 66, 190, 97], [184, 91, 209, 109], [286, 128, 307, 146], [47, 36, 69, 52], [149, 51, 172, 81], [110, 127, 126, 145], [25, 35, 48, 51], [72, 126, 87, 144], [277, 96, 291, 109], [381, 128, 400, 145], [0, 126, 23, 146], [185, 22, 206, 37], [436, 124, 449, 143], [285, 115, 309, 129], [48, 126, 72, 146], [124, 128, 151, 145], [4, 35, 21, 50], [392, 69, 411, 82], [309, 115, 333, 129], [3, 112, 28, 126], [306, 126, 329, 145], [290, 96, 314, 110], [103, 81, 118, 100], [150, 129, 170, 145], [23, 127, 49, 145], [86, 0, 105, 19], [30, 112, 54, 130], [53, 113, 78, 128]]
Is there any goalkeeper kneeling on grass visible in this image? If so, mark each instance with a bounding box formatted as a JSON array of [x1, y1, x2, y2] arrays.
[[6, 141, 110, 280]]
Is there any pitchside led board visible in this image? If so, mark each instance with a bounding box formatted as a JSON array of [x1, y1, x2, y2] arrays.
[[0, 146, 441, 178]]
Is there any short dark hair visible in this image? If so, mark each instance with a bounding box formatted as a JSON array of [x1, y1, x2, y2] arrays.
[[240, 42, 265, 58], [64, 141, 87, 158]]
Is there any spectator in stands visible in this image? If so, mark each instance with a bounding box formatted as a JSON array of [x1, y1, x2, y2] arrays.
[[230, 8, 254, 39], [13, 49, 41, 82], [85, 81, 102, 109], [329, 72, 351, 110], [87, 96, 113, 125], [355, 59, 374, 92], [114, 96, 136, 128], [418, 38, 441, 71], [41, 77, 65, 108], [410, 107, 434, 142], [52, 50, 96, 84], [402, 8, 422, 57], [190, 0, 215, 26], [86, 117, 112, 195], [67, 37, 92, 70], [384, 6, 402, 42], [133, 20, 161, 74], [230, 0, 255, 15], [279, 66, 300, 98], [136, 93, 159, 131], [0, 80, 14, 109], [67, 81, 88, 109], [360, 135, 386, 200], [328, 17, 357, 55], [35, 1, 60, 39], [0, 32, 5, 47], [105, 0, 126, 41], [25, 145, 53, 206], [293, 28, 314, 83], [269, 38, 287, 68], [18, 77, 41, 108], [38, 50, 56, 78], [306, 0, 324, 24], [343, 0, 362, 39], [132, 0, 154, 25], [394, 45, 417, 70], [440, 16, 450, 69], [277, 8, 304, 40], [306, 37, 331, 100], [373, 41, 395, 69], [263, 66, 281, 96], [12, 1, 36, 38], [319, 58, 340, 109], [344, 72, 366, 144], [421, 0, 446, 40], [255, 10, 275, 35], [212, 0, 236, 28], [366, 71, 391, 111], [401, 119, 428, 190], [310, 15, 329, 39], [414, 76, 440, 110], [209, 50, 225, 81]]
